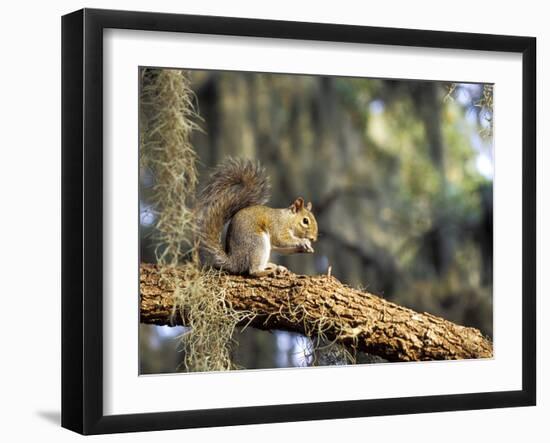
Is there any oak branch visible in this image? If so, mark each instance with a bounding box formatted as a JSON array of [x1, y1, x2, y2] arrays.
[[140, 263, 492, 362]]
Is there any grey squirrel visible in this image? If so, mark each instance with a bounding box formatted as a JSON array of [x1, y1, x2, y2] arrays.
[[196, 158, 318, 277]]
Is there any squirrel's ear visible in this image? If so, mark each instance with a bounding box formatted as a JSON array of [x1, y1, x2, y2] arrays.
[[306, 201, 312, 211], [289, 197, 304, 213]]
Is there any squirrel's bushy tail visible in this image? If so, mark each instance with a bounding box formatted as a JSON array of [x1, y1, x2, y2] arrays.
[[196, 158, 270, 271]]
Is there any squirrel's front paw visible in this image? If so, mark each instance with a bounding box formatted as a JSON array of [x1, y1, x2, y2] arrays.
[[299, 240, 314, 253]]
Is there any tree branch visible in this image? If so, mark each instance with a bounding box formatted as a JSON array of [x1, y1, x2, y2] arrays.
[[140, 263, 492, 362]]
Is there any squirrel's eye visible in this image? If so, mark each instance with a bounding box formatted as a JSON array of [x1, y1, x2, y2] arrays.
[[302, 217, 309, 225]]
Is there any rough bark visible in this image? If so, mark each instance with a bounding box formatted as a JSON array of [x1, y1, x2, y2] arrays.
[[140, 263, 492, 362]]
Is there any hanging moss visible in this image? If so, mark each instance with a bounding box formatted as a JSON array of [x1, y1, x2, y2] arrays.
[[140, 68, 250, 372]]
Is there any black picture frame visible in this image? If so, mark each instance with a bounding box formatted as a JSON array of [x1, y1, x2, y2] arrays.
[[61, 8, 536, 435]]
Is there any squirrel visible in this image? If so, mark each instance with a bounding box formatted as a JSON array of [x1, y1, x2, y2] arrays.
[[196, 158, 318, 277]]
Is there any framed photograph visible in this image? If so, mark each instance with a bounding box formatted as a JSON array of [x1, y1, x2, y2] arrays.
[[62, 8, 536, 435]]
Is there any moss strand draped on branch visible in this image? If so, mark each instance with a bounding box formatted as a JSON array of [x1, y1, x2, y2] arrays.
[[140, 68, 239, 371]]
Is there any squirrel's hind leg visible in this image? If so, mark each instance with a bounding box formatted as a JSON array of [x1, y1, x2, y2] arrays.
[[247, 232, 288, 277], [250, 263, 288, 277]]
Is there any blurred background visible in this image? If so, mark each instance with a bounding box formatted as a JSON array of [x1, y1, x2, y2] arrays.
[[140, 69, 493, 374]]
